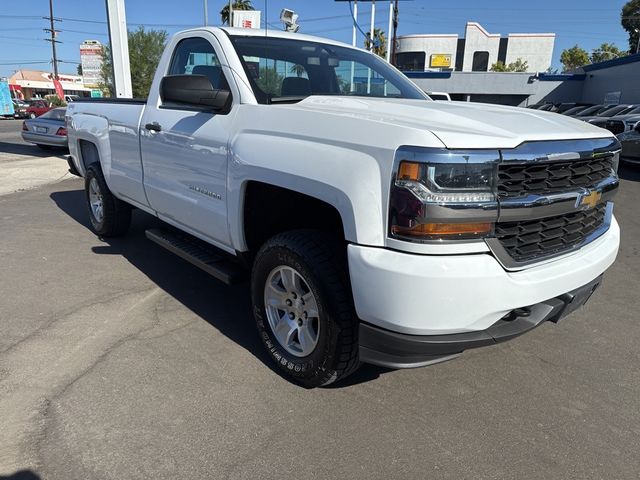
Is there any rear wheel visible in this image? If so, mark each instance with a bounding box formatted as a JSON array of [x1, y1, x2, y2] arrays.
[[84, 165, 131, 237], [251, 230, 360, 387]]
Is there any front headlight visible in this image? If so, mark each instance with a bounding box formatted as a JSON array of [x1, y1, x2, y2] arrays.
[[389, 147, 499, 242]]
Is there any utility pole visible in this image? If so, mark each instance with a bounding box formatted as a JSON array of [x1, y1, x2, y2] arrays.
[[391, 0, 399, 66], [43, 0, 61, 80], [204, 0, 208, 26]]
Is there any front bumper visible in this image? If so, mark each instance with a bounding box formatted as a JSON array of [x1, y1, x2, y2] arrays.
[[359, 274, 603, 368], [348, 216, 619, 337]]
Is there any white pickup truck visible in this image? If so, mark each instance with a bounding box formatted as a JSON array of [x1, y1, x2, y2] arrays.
[[67, 27, 621, 387]]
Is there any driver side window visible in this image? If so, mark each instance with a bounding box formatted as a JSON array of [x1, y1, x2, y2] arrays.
[[168, 37, 229, 91]]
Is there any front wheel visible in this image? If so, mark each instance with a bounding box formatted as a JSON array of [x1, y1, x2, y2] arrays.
[[251, 230, 360, 387], [84, 165, 131, 237]]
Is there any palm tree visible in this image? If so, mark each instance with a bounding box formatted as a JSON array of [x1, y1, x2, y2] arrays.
[[220, 0, 255, 26], [365, 28, 387, 58], [289, 64, 306, 77]]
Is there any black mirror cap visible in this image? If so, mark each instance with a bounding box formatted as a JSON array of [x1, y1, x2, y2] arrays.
[[160, 74, 231, 112]]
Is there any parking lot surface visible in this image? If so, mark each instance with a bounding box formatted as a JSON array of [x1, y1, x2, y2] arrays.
[[1, 128, 639, 479], [0, 120, 70, 196]]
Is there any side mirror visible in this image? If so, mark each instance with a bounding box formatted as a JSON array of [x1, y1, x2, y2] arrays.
[[635, 121, 640, 133], [160, 74, 231, 112]]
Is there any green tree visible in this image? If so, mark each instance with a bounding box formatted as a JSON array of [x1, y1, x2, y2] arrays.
[[289, 64, 306, 77], [220, 0, 254, 26], [560, 45, 590, 72], [590, 43, 626, 63], [490, 58, 529, 72], [255, 66, 283, 96], [76, 64, 83, 76], [99, 27, 168, 98], [365, 28, 387, 58], [621, 0, 640, 53]]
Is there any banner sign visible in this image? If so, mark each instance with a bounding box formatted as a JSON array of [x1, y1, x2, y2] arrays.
[[0, 81, 15, 115]]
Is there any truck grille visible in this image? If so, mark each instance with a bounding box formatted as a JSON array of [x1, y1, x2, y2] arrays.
[[497, 156, 614, 198], [494, 204, 607, 263]]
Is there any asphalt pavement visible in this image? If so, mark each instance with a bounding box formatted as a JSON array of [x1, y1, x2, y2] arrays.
[[1, 124, 640, 480], [0, 120, 70, 195]]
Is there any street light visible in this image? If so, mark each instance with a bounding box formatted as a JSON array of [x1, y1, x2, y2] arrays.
[[635, 28, 640, 54]]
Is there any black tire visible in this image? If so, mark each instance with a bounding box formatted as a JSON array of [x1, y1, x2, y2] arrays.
[[37, 144, 52, 150], [84, 165, 131, 237], [251, 230, 360, 387]]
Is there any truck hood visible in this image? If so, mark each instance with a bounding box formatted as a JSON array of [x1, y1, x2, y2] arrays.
[[291, 96, 613, 149]]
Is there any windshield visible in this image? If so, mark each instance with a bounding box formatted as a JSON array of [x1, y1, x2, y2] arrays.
[[562, 106, 587, 115], [598, 105, 630, 117], [229, 35, 428, 104], [576, 105, 604, 116]]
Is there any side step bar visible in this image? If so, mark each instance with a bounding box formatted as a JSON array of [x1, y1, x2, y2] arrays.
[[145, 228, 247, 285]]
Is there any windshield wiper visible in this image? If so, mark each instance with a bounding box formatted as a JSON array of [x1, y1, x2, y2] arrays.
[[268, 96, 309, 104]]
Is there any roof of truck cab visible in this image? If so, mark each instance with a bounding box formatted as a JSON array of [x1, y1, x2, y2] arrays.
[[182, 26, 359, 50]]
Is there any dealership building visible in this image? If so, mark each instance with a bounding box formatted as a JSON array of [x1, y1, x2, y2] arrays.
[[8, 70, 91, 100], [403, 53, 640, 107], [396, 22, 555, 73]]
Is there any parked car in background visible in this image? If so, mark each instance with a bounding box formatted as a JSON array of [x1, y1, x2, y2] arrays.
[[425, 91, 451, 101], [592, 107, 640, 134], [617, 122, 640, 164], [569, 104, 611, 118], [21, 107, 67, 150], [12, 100, 30, 119], [555, 102, 593, 114], [526, 103, 552, 109], [580, 104, 636, 124], [25, 99, 53, 118], [64, 94, 79, 103], [561, 105, 590, 116]]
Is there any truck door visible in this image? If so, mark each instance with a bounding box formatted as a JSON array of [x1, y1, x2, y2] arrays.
[[140, 35, 236, 250]]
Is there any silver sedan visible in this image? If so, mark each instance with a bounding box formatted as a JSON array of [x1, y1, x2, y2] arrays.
[[21, 107, 68, 150]]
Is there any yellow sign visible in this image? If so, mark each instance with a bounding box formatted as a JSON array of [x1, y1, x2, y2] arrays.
[[430, 54, 452, 68], [579, 191, 602, 209]]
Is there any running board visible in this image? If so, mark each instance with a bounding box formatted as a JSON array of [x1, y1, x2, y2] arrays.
[[145, 228, 247, 285]]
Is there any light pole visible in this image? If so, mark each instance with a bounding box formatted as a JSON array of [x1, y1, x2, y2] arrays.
[[635, 28, 640, 54]]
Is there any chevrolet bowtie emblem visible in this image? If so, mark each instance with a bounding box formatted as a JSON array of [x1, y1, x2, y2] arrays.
[[578, 191, 602, 209]]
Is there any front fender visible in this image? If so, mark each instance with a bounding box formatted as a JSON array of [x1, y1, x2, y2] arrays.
[[228, 130, 386, 250]]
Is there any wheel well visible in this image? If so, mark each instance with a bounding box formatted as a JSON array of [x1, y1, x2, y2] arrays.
[[78, 140, 100, 171], [243, 182, 345, 254]]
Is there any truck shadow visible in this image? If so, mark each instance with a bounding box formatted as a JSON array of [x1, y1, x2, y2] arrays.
[[0, 470, 41, 480], [0, 140, 68, 158], [49, 188, 390, 388], [618, 163, 640, 182]]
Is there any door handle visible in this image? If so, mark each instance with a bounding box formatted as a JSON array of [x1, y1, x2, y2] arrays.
[[145, 122, 162, 132]]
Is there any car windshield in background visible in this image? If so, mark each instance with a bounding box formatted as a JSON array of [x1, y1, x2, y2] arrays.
[[229, 35, 428, 104], [576, 105, 605, 116], [562, 106, 588, 115], [39, 108, 66, 121], [598, 105, 631, 117]]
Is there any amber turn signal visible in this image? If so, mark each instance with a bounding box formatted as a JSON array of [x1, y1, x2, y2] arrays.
[[398, 161, 420, 181], [392, 222, 493, 238]]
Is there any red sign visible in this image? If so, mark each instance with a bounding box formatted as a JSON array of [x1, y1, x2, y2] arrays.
[[9, 84, 24, 100], [52, 78, 64, 99]]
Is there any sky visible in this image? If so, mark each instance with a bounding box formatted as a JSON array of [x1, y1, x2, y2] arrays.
[[0, 0, 632, 78]]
